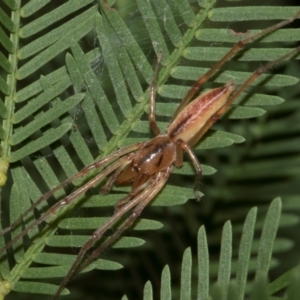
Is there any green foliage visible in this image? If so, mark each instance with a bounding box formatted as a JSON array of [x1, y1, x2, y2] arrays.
[[133, 199, 300, 300], [0, 0, 299, 299]]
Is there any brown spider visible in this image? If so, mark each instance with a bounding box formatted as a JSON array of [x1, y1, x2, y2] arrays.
[[1, 9, 300, 300]]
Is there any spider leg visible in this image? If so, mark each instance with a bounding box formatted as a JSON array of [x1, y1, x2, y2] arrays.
[[218, 46, 300, 117], [114, 175, 150, 212], [51, 168, 171, 300], [102, 0, 115, 11], [0, 154, 135, 256], [100, 162, 131, 195], [177, 139, 202, 201], [149, 52, 163, 136], [0, 143, 142, 237], [172, 10, 300, 119], [186, 46, 300, 148], [78, 169, 171, 273]]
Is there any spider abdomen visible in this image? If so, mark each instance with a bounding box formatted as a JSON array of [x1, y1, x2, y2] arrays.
[[167, 82, 235, 144]]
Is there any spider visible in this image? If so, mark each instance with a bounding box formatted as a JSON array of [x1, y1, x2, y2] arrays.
[[1, 9, 300, 300]]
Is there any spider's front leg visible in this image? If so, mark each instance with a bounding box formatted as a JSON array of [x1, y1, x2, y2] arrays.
[[0, 143, 142, 239], [0, 147, 140, 256], [52, 168, 171, 300], [77, 167, 172, 273]]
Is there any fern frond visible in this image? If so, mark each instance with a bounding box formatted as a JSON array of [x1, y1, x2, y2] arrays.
[[136, 199, 300, 300], [0, 0, 299, 299]]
